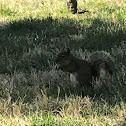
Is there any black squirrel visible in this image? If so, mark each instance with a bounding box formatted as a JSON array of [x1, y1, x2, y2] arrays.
[[67, 0, 77, 14], [55, 48, 115, 90], [67, 0, 89, 14]]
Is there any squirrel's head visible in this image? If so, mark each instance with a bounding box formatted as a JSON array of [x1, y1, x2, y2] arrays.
[[55, 48, 73, 71]]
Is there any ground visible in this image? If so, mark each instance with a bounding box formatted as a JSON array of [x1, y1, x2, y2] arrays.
[[0, 0, 126, 125]]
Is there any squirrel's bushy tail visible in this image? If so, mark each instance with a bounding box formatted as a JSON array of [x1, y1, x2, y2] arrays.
[[89, 51, 116, 79]]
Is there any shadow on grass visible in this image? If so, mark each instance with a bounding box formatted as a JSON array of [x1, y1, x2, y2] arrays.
[[1, 17, 126, 52], [0, 17, 126, 103], [0, 18, 126, 72]]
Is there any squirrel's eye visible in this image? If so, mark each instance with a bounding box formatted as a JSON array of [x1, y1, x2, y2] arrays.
[[61, 55, 66, 58]]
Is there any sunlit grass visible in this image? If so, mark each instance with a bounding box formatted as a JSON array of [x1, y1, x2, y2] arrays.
[[0, 0, 126, 21], [0, 95, 126, 126]]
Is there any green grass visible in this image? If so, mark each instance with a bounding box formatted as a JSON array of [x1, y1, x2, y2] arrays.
[[0, 0, 126, 125]]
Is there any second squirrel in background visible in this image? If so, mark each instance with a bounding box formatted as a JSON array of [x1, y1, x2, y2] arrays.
[[55, 48, 115, 90]]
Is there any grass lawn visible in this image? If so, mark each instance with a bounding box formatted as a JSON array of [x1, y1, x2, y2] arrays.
[[0, 0, 126, 125]]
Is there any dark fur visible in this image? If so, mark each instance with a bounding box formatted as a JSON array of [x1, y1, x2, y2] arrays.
[[56, 48, 92, 87], [67, 0, 77, 14]]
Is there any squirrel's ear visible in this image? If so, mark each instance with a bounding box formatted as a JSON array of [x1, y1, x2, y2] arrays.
[[66, 48, 70, 54]]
